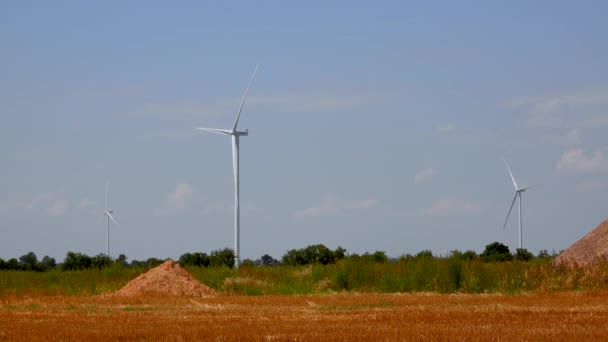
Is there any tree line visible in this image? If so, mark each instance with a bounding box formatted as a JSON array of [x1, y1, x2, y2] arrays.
[[0, 242, 556, 272]]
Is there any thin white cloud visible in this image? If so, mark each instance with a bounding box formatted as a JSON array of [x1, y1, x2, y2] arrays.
[[580, 113, 608, 128], [74, 198, 101, 216], [248, 91, 393, 113], [166, 183, 196, 211], [23, 192, 70, 217], [507, 86, 608, 128], [419, 197, 481, 217], [75, 198, 96, 209], [556, 148, 608, 173], [131, 100, 233, 119], [68, 85, 144, 99], [540, 128, 581, 146], [578, 179, 608, 192], [436, 123, 455, 133], [294, 194, 379, 217], [357, 198, 379, 209], [128, 90, 394, 120], [414, 168, 434, 185], [46, 199, 69, 217]]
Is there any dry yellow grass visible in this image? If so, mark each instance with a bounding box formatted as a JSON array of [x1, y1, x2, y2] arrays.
[[2, 291, 608, 340]]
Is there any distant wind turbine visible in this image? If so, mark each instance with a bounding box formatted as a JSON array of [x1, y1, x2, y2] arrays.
[[196, 64, 258, 268], [502, 158, 532, 250], [103, 181, 119, 257]]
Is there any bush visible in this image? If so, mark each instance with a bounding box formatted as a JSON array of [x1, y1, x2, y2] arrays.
[[40, 256, 57, 271], [92, 254, 113, 269], [210, 248, 235, 268], [62, 252, 93, 271], [260, 254, 278, 266], [415, 250, 433, 259], [19, 252, 42, 271], [130, 258, 164, 269], [481, 242, 511, 262], [537, 249, 551, 259], [281, 244, 346, 266], [515, 248, 534, 261], [179, 252, 211, 267]]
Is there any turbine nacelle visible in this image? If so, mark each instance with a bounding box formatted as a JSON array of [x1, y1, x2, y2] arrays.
[[195, 128, 249, 136]]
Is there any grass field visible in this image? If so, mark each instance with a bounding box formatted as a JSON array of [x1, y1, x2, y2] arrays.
[[2, 291, 608, 340], [2, 260, 608, 340], [3, 257, 608, 296]]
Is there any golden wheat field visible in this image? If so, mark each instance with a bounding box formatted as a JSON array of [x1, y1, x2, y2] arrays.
[[2, 291, 608, 341]]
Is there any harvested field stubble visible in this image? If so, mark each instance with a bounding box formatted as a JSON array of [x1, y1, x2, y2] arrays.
[[2, 291, 608, 340]]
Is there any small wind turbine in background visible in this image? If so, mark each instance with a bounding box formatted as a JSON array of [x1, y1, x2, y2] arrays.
[[196, 64, 258, 269], [502, 158, 532, 250], [102, 181, 119, 257]]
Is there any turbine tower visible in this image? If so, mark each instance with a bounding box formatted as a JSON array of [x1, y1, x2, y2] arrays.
[[196, 64, 258, 268], [502, 158, 532, 250], [104, 181, 119, 257]]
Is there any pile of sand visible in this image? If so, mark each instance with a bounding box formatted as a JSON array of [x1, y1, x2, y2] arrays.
[[555, 218, 608, 267], [113, 259, 217, 297]]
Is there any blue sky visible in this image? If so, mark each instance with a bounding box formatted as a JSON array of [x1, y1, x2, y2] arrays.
[[1, 1, 607, 262]]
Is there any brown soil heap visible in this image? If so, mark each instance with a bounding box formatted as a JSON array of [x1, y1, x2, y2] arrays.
[[555, 218, 608, 267], [113, 259, 217, 297]]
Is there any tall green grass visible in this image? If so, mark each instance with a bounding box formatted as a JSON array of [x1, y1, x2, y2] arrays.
[[2, 258, 608, 296], [0, 263, 143, 296]]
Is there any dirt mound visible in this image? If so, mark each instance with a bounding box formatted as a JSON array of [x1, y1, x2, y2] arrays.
[[555, 218, 608, 267], [113, 259, 217, 297]]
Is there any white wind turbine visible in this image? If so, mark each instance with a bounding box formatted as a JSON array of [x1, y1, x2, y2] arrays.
[[103, 181, 119, 257], [196, 64, 258, 268], [502, 158, 532, 250]]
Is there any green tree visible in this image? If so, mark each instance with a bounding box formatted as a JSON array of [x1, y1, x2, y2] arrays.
[[462, 250, 478, 260], [537, 249, 551, 259], [179, 252, 210, 267], [481, 242, 511, 262], [115, 254, 128, 267], [361, 251, 388, 263], [92, 254, 113, 269], [514, 248, 534, 261], [281, 244, 343, 266], [210, 248, 235, 268], [40, 256, 57, 271], [334, 247, 347, 260], [260, 254, 278, 266], [6, 258, 21, 270], [282, 248, 308, 266], [415, 250, 434, 259], [62, 252, 93, 271], [19, 252, 42, 271]]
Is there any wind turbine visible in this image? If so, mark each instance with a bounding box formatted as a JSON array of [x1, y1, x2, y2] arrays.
[[196, 64, 258, 268], [103, 181, 119, 257], [502, 158, 532, 250]]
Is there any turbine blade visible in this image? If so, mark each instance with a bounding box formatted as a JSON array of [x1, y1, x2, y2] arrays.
[[106, 211, 119, 226], [503, 193, 518, 230], [195, 127, 232, 135], [232, 64, 259, 132], [503, 158, 518, 190]]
